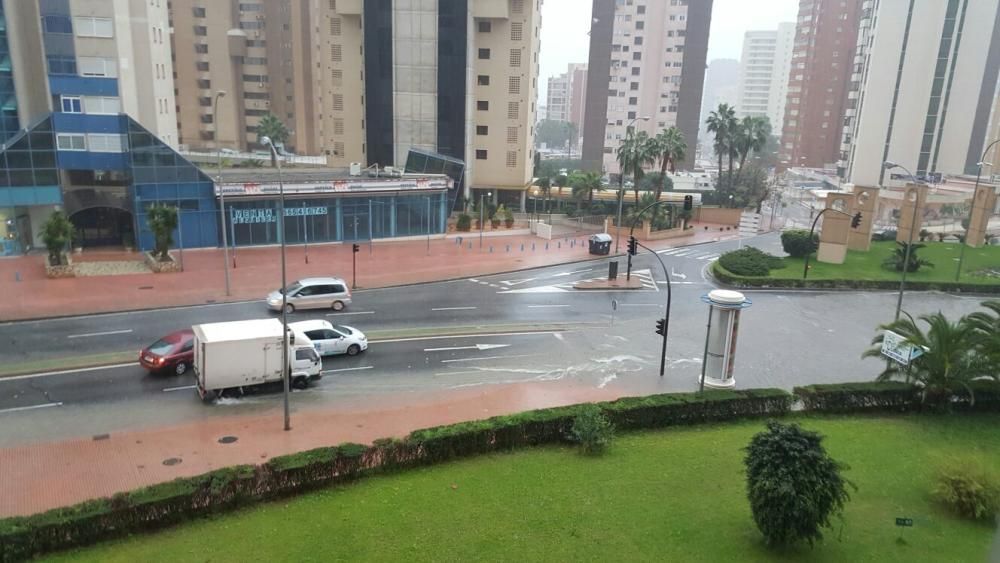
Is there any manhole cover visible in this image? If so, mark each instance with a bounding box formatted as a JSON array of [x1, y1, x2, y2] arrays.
[[162, 457, 182, 466], [218, 436, 238, 444]]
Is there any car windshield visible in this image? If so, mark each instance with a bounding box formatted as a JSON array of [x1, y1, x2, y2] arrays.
[[281, 282, 303, 295], [147, 339, 174, 355], [332, 325, 352, 335]]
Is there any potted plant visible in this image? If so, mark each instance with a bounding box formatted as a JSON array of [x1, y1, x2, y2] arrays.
[[41, 211, 76, 277], [145, 204, 181, 273], [490, 205, 502, 229], [503, 205, 515, 228], [456, 213, 472, 232]]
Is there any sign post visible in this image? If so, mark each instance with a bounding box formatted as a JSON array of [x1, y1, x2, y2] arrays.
[[895, 517, 913, 544], [880, 331, 927, 366]]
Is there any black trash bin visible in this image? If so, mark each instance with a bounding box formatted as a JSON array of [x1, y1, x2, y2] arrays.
[[588, 233, 613, 255]]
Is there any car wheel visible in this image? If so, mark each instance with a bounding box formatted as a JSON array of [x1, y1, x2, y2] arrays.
[[346, 344, 361, 356], [292, 376, 309, 390], [332, 300, 345, 311], [174, 362, 188, 376], [284, 303, 295, 314]]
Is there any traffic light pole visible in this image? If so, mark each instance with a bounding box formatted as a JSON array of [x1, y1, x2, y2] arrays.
[[352, 243, 359, 289], [625, 197, 693, 281], [636, 239, 670, 377]]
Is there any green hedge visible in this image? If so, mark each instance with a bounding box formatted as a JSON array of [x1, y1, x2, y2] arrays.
[[4, 383, 998, 561]]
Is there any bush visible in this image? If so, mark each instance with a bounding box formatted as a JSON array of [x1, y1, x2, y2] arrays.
[[745, 421, 853, 548], [932, 457, 1000, 521], [456, 213, 472, 232], [146, 204, 179, 262], [873, 229, 897, 242], [794, 382, 918, 413], [569, 404, 614, 455], [40, 211, 75, 266], [780, 229, 818, 258], [882, 242, 934, 273], [717, 247, 783, 277]]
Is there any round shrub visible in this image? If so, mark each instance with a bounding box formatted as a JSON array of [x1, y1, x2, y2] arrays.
[[569, 404, 614, 455], [780, 229, 818, 258], [456, 213, 472, 232], [717, 247, 783, 277], [932, 457, 1000, 521]]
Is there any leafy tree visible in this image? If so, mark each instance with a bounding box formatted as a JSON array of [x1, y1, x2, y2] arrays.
[[744, 421, 853, 548], [536, 176, 552, 213], [882, 242, 934, 273], [40, 211, 75, 266], [862, 311, 987, 407], [255, 113, 289, 167], [706, 103, 737, 194], [146, 204, 179, 262], [780, 229, 819, 258], [535, 119, 575, 149]]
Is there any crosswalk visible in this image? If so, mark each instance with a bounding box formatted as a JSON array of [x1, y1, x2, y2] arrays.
[[496, 268, 658, 294], [655, 247, 720, 261]]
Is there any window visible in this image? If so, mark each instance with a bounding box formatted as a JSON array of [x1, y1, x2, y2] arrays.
[[78, 57, 117, 77], [631, 67, 640, 75], [635, 21, 644, 30], [476, 125, 488, 135], [478, 48, 490, 59], [200, 114, 214, 124], [478, 21, 491, 33], [199, 97, 213, 106], [628, 97, 637, 105], [637, 5, 646, 14], [510, 22, 523, 41], [47, 55, 77, 75], [83, 96, 121, 114], [475, 149, 488, 160], [330, 17, 341, 35], [333, 94, 344, 111], [197, 78, 212, 89], [507, 101, 519, 119], [194, 25, 208, 36], [74, 16, 114, 38], [42, 15, 73, 34], [506, 151, 517, 167], [507, 127, 518, 143], [193, 7, 207, 17], [244, 57, 266, 65], [634, 36, 643, 45], [331, 44, 342, 61], [57, 134, 86, 151], [477, 100, 489, 111], [477, 75, 490, 86], [510, 49, 521, 67], [511, 0, 524, 13], [60, 97, 82, 114], [196, 61, 210, 71], [195, 44, 209, 54], [508, 76, 520, 94]]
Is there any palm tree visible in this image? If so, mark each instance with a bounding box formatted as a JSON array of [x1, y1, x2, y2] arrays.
[[967, 300, 1000, 375], [733, 116, 771, 182], [705, 103, 737, 194], [255, 113, 290, 167], [537, 177, 552, 213], [570, 171, 605, 209], [651, 127, 687, 220], [617, 131, 656, 204], [883, 242, 934, 273], [862, 312, 986, 407]]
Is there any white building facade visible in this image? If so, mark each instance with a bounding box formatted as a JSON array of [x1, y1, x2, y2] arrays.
[[735, 22, 795, 133]]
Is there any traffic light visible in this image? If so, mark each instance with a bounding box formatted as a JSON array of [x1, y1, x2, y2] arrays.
[[352, 243, 360, 253], [683, 195, 693, 211], [851, 212, 862, 229], [627, 236, 638, 256], [655, 318, 666, 336]]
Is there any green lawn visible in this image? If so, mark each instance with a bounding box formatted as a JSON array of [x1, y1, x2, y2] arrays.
[[767, 241, 1000, 284], [51, 414, 1000, 562]]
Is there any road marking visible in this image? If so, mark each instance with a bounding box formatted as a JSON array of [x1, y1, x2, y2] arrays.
[[526, 304, 571, 308], [321, 366, 374, 374], [326, 311, 375, 317], [619, 303, 662, 307], [549, 268, 593, 278], [162, 384, 196, 392], [1, 362, 138, 381], [670, 267, 687, 280], [672, 250, 696, 257], [656, 248, 682, 255], [370, 330, 566, 345], [67, 329, 133, 339], [698, 254, 720, 261], [468, 278, 479, 282], [431, 306, 478, 311], [441, 353, 539, 363], [424, 343, 511, 352], [657, 281, 697, 285], [500, 278, 537, 286], [0, 402, 63, 414]]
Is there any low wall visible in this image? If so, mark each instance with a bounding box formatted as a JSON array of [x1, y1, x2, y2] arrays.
[[694, 206, 742, 226], [638, 221, 694, 241]]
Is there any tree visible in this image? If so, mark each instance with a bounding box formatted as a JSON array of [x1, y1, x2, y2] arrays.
[[744, 421, 853, 548], [40, 211, 75, 266], [617, 131, 656, 204], [255, 113, 289, 167], [967, 300, 1000, 376], [706, 103, 737, 195], [570, 171, 604, 209], [536, 176, 552, 213], [146, 204, 179, 262], [733, 116, 771, 182], [780, 229, 819, 258], [863, 311, 987, 407], [882, 242, 934, 273], [651, 126, 687, 221], [535, 119, 575, 149]]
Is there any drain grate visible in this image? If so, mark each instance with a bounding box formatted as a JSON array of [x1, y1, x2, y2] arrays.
[[92, 433, 110, 441], [218, 436, 238, 444], [162, 457, 182, 466], [138, 286, 154, 290]]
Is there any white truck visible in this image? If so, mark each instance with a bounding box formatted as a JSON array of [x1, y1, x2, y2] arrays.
[[192, 318, 322, 402]]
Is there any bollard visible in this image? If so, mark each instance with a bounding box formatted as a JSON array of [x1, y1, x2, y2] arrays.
[[506, 244, 511, 252], [532, 243, 535, 251], [520, 243, 524, 251], [558, 242, 561, 249], [489, 246, 493, 253], [15, 271, 21, 282], [468, 242, 472, 249], [545, 242, 549, 250]]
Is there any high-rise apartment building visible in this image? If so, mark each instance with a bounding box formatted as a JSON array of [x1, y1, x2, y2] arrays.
[[780, 0, 861, 171], [171, 0, 540, 202], [842, 0, 1000, 186], [545, 63, 587, 139], [582, 0, 712, 174], [736, 23, 795, 133], [546, 72, 571, 122]]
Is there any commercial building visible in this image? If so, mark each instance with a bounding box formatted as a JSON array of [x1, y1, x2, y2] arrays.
[[170, 0, 541, 209], [780, 0, 861, 171], [735, 23, 795, 132], [842, 0, 1000, 186], [581, 0, 713, 174], [0, 0, 180, 256]]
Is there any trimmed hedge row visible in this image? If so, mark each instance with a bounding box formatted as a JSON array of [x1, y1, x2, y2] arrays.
[[711, 262, 1000, 294], [2, 382, 998, 561]]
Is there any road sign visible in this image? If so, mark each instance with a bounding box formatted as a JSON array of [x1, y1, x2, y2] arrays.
[[880, 330, 928, 366], [895, 517, 913, 527]]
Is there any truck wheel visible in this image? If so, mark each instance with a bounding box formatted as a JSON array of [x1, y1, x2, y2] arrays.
[[201, 390, 218, 404], [346, 344, 361, 356], [284, 303, 295, 314], [292, 376, 309, 390], [331, 300, 345, 311]]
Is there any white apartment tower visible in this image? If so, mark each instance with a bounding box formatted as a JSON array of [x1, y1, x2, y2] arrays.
[[736, 22, 795, 133]]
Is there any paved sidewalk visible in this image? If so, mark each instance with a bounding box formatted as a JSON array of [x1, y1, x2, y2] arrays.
[[0, 223, 737, 321], [0, 380, 620, 517]]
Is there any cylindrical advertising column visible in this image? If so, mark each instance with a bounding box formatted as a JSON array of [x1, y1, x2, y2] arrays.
[[699, 290, 752, 389]]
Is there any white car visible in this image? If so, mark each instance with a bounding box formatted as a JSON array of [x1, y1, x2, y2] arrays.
[[288, 320, 367, 357]]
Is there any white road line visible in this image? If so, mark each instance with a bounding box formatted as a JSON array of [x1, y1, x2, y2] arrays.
[[619, 303, 662, 307], [441, 354, 539, 363], [0, 402, 63, 414], [326, 311, 376, 317], [469, 278, 479, 282], [321, 366, 374, 374], [657, 281, 697, 285], [162, 384, 196, 392], [698, 254, 720, 261], [372, 330, 562, 344], [549, 268, 593, 278], [431, 306, 478, 311], [526, 304, 571, 308], [656, 248, 682, 255], [1, 362, 138, 381], [672, 250, 696, 257], [67, 329, 133, 339]]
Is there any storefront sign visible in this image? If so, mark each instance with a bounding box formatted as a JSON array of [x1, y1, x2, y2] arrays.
[[216, 177, 450, 197], [231, 206, 328, 224]]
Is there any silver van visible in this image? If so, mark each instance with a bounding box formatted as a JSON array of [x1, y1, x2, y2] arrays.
[[266, 277, 352, 313]]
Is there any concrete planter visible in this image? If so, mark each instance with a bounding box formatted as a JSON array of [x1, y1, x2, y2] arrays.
[[145, 252, 181, 273], [45, 254, 76, 278]]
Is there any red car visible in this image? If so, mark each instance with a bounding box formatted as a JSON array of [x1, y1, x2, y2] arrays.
[[140, 329, 195, 375]]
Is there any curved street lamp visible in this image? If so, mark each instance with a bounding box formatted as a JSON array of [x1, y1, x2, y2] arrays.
[[955, 138, 1000, 281], [260, 135, 291, 432], [882, 161, 921, 321]]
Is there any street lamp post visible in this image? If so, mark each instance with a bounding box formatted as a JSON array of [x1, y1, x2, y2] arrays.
[[213, 91, 231, 296], [479, 191, 491, 249], [883, 161, 922, 321], [615, 116, 650, 254], [262, 136, 291, 432], [955, 139, 1000, 281]]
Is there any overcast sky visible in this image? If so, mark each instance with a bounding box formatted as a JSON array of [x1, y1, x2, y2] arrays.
[[538, 0, 800, 101]]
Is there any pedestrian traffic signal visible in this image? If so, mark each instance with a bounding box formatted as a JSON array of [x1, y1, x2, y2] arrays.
[[851, 212, 862, 229], [627, 236, 638, 256], [655, 318, 666, 336], [683, 195, 693, 211], [352, 243, 360, 253]]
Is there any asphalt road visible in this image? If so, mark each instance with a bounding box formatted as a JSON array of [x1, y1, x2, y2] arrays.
[[0, 233, 990, 446]]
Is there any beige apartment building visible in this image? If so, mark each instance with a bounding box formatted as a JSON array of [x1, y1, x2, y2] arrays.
[[170, 0, 538, 206]]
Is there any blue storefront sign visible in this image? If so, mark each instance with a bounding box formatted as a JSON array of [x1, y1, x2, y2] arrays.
[[231, 206, 328, 224]]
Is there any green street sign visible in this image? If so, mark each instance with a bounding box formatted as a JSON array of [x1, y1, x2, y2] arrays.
[[895, 517, 913, 527]]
